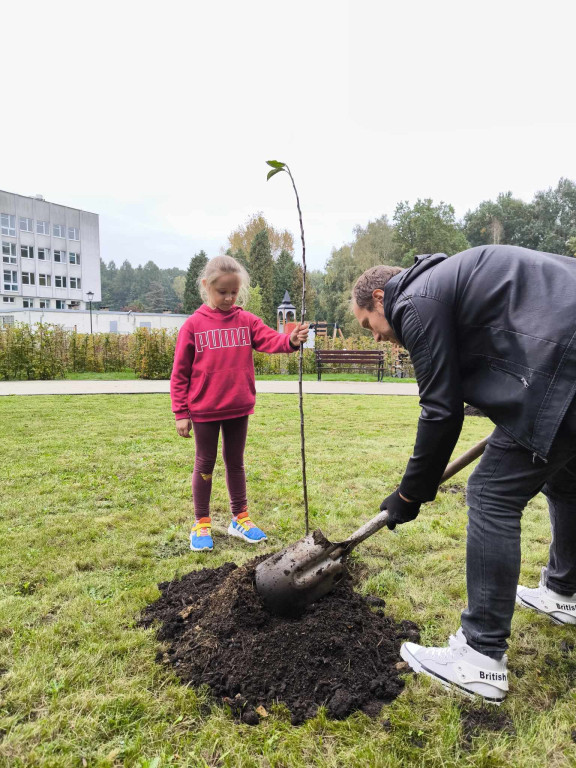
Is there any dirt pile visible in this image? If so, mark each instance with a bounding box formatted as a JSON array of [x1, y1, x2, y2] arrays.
[[464, 405, 487, 417], [141, 557, 419, 725]]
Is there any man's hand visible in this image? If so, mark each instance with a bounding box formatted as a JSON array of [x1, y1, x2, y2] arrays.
[[380, 489, 421, 530], [176, 418, 192, 438], [290, 322, 310, 348]]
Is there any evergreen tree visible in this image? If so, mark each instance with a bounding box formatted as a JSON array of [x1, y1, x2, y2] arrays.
[[273, 249, 299, 312], [184, 251, 208, 314], [99, 259, 117, 306], [144, 280, 167, 311], [228, 247, 249, 270], [116, 260, 135, 308], [249, 230, 275, 326]]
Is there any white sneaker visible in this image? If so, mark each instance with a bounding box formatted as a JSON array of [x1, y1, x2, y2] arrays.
[[516, 568, 576, 625], [400, 628, 508, 704]]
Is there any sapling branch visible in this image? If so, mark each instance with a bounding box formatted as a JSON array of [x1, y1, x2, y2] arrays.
[[266, 160, 309, 535]]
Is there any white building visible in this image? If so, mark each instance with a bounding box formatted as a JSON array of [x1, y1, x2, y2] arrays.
[[1, 190, 101, 311], [0, 307, 188, 334]]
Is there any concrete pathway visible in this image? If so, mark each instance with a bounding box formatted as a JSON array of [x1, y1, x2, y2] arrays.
[[0, 379, 419, 397]]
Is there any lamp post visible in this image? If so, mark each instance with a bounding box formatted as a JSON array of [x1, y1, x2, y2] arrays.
[[86, 291, 94, 334]]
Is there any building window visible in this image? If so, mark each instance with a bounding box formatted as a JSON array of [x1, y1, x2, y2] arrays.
[[55, 299, 66, 309], [21, 272, 36, 285], [19, 217, 33, 232], [36, 220, 50, 235], [38, 248, 50, 261], [109, 320, 118, 333], [1, 315, 15, 327], [68, 252, 81, 265], [39, 299, 50, 309], [2, 242, 17, 264], [1, 214, 16, 237], [139, 322, 152, 329], [38, 274, 52, 287], [53, 224, 65, 238], [21, 245, 34, 258], [3, 296, 15, 304], [70, 276, 81, 289], [23, 299, 34, 308], [53, 250, 66, 263], [68, 227, 79, 240], [54, 275, 67, 288], [3, 270, 18, 291]]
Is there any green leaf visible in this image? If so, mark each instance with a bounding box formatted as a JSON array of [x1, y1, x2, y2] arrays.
[[266, 160, 285, 169], [267, 168, 284, 181]]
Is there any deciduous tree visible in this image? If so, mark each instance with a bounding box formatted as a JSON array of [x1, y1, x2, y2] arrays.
[[463, 192, 537, 249], [393, 199, 469, 265], [228, 212, 294, 259]]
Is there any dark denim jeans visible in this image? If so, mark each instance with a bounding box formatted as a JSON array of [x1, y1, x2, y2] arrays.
[[461, 408, 576, 660]]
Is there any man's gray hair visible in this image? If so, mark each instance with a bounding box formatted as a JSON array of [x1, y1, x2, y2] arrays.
[[352, 265, 404, 310]]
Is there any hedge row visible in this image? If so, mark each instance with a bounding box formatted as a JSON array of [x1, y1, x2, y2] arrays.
[[0, 324, 413, 380]]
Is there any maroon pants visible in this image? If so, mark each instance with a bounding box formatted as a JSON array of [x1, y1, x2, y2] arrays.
[[191, 416, 249, 521]]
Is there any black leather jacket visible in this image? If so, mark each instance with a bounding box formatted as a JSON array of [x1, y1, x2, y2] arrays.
[[384, 245, 576, 502]]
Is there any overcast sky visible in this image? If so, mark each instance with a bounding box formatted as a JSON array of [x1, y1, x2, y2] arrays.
[[3, 0, 576, 272]]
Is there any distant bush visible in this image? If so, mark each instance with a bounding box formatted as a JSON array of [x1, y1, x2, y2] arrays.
[[0, 324, 139, 380], [0, 323, 414, 380], [131, 328, 178, 379]]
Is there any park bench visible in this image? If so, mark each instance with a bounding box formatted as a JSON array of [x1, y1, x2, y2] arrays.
[[315, 349, 385, 381]]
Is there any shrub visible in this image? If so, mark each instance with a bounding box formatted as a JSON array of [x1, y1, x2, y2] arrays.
[[131, 328, 178, 379], [0, 323, 414, 380]]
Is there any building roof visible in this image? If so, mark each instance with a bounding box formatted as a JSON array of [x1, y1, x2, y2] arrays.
[[0, 307, 189, 318], [0, 189, 99, 216], [277, 291, 296, 312]]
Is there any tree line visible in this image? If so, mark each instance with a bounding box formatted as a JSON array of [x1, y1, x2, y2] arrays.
[[100, 177, 576, 334], [99, 259, 186, 313]]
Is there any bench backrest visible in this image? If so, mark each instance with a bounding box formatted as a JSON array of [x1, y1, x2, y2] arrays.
[[316, 350, 383, 361]]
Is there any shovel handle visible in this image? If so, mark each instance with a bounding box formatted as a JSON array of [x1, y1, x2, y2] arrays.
[[331, 435, 491, 558]]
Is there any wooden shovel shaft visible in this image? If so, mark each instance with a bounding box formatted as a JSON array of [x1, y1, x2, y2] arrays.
[[330, 436, 491, 558]]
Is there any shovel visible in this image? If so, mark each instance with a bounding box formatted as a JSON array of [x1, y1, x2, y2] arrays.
[[255, 436, 490, 616]]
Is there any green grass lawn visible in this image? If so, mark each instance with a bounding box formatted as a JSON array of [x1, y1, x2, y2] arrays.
[[0, 394, 573, 767], [65, 370, 139, 381]]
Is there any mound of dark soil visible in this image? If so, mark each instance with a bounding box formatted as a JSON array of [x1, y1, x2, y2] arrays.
[[460, 705, 515, 745], [464, 405, 487, 418], [141, 557, 419, 725]]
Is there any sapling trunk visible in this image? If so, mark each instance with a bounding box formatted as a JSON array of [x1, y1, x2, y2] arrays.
[[266, 160, 309, 534]]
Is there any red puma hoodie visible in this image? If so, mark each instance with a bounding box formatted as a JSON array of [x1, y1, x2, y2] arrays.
[[170, 304, 295, 422]]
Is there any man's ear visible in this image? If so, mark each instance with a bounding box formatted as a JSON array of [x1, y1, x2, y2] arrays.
[[372, 288, 385, 305]]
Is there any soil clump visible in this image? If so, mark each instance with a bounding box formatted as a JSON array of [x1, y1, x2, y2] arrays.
[[141, 556, 419, 725], [460, 705, 515, 745], [464, 405, 487, 418]]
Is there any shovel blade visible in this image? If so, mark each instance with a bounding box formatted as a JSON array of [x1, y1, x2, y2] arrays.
[[255, 529, 347, 616]]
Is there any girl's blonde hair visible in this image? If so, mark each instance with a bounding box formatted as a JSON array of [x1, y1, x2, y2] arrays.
[[198, 255, 251, 306]]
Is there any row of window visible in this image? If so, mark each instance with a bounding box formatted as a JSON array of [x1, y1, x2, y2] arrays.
[[3, 270, 82, 291], [2, 242, 81, 264], [2, 297, 69, 309], [1, 213, 79, 240]]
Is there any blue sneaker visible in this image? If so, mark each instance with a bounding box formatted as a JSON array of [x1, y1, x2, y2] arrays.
[[227, 510, 267, 543], [190, 517, 213, 551]]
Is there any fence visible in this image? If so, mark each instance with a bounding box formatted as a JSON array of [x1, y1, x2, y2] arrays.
[[0, 324, 414, 380]]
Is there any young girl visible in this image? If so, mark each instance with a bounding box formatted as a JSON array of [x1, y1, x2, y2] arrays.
[[170, 254, 309, 551]]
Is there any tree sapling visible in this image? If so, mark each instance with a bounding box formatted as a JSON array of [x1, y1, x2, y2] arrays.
[[266, 160, 310, 534]]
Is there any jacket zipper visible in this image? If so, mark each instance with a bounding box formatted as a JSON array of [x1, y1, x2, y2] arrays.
[[490, 363, 530, 389]]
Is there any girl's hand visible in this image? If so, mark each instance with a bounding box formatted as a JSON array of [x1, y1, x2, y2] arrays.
[[176, 418, 192, 438], [290, 322, 310, 347]]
